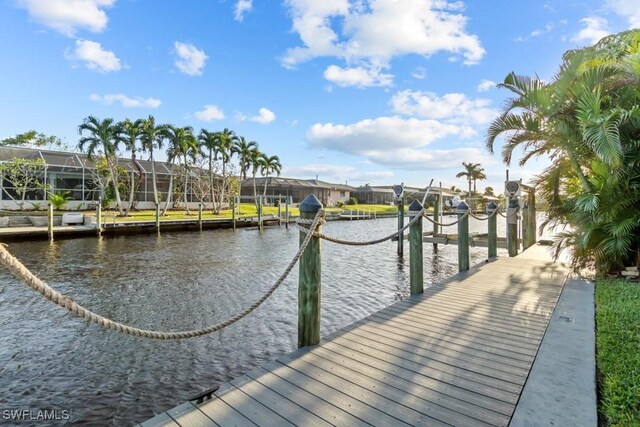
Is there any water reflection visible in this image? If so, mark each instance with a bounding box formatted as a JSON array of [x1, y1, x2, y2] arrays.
[[0, 217, 511, 425]]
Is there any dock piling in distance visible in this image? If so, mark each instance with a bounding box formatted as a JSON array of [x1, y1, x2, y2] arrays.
[[397, 201, 404, 256], [257, 196, 263, 231], [198, 203, 203, 231], [285, 196, 290, 229], [277, 195, 282, 226], [47, 202, 54, 241], [457, 201, 469, 272], [487, 201, 498, 259], [298, 193, 322, 348], [433, 194, 440, 253], [96, 199, 102, 236], [154, 203, 159, 234], [408, 200, 424, 295], [231, 196, 236, 231]]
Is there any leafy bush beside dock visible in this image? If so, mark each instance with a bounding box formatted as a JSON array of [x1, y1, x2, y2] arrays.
[[595, 280, 640, 426]]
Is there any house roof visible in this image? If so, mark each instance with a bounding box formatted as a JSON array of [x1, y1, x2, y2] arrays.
[[243, 176, 355, 191]]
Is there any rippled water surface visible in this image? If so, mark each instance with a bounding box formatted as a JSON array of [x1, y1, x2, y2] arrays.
[[0, 217, 509, 425]]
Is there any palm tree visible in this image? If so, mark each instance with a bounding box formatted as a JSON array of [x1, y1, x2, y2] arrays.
[[117, 118, 144, 214], [249, 148, 264, 201], [455, 162, 482, 197], [215, 128, 238, 209], [234, 136, 258, 203], [78, 116, 125, 216], [483, 186, 495, 197], [139, 115, 168, 206], [198, 129, 220, 213], [261, 155, 282, 196], [162, 125, 198, 215], [471, 167, 487, 193]]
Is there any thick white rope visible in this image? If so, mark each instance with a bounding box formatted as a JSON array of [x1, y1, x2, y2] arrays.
[[467, 208, 500, 221], [301, 208, 426, 246], [0, 210, 324, 340], [421, 210, 470, 227]]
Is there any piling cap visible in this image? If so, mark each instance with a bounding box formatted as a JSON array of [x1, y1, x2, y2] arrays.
[[299, 193, 323, 213], [456, 201, 469, 214], [486, 201, 498, 212], [407, 199, 423, 215]]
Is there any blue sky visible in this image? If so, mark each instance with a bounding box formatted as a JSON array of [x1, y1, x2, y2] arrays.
[[0, 0, 637, 192]]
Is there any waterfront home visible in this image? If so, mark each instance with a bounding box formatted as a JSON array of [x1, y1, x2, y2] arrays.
[[241, 177, 354, 206]]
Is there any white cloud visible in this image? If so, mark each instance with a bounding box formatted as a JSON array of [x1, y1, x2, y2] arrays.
[[250, 107, 276, 124], [89, 93, 161, 108], [66, 39, 121, 72], [16, 0, 114, 37], [307, 116, 474, 157], [234, 0, 253, 22], [174, 41, 208, 76], [324, 64, 393, 88], [477, 79, 496, 92], [607, 0, 640, 28], [282, 0, 484, 86], [572, 17, 610, 45], [195, 105, 225, 121], [390, 90, 498, 125], [530, 23, 554, 37]]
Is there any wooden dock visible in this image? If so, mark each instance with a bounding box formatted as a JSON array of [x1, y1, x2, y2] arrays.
[[141, 253, 568, 427]]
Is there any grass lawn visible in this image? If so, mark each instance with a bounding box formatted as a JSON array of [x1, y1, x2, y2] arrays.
[[83, 203, 401, 222], [595, 279, 640, 426]]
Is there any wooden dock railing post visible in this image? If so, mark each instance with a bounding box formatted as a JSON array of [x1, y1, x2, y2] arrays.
[[96, 199, 102, 236], [198, 203, 203, 231], [48, 202, 54, 241], [433, 194, 440, 253], [507, 197, 519, 257], [155, 203, 160, 234], [457, 201, 470, 272], [298, 193, 322, 348], [397, 201, 404, 256], [487, 201, 498, 259], [285, 196, 290, 229], [408, 200, 424, 294], [231, 196, 236, 231]]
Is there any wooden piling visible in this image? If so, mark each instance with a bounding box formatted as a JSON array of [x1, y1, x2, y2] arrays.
[[507, 198, 519, 257], [47, 203, 54, 241], [433, 194, 440, 253], [96, 200, 102, 236], [198, 203, 203, 231], [278, 195, 282, 226], [523, 191, 537, 249], [285, 196, 289, 230], [155, 203, 160, 234], [408, 200, 424, 294], [257, 196, 263, 231], [298, 193, 322, 348], [457, 201, 470, 272], [487, 201, 498, 259], [397, 201, 404, 256], [232, 196, 236, 231]]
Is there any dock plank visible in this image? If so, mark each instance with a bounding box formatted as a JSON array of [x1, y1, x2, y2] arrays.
[[142, 256, 568, 426]]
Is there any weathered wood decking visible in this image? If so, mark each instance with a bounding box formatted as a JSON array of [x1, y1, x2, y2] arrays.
[[141, 253, 568, 427]]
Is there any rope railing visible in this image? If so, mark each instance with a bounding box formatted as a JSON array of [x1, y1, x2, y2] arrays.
[[0, 210, 325, 340], [467, 208, 500, 221], [421, 210, 470, 227], [300, 207, 427, 246], [498, 208, 519, 219]]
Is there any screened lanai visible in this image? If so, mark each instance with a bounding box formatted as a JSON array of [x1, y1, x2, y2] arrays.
[[0, 146, 174, 209]]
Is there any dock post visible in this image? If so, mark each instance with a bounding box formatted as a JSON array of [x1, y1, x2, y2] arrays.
[[507, 197, 519, 257], [96, 199, 102, 236], [298, 193, 322, 348], [278, 195, 282, 226], [231, 196, 236, 231], [487, 201, 498, 259], [47, 202, 54, 241], [198, 203, 203, 232], [285, 196, 290, 229], [408, 200, 424, 294], [257, 196, 263, 231], [433, 193, 440, 253], [523, 191, 536, 250], [155, 203, 160, 234], [457, 201, 469, 272], [397, 201, 405, 256]]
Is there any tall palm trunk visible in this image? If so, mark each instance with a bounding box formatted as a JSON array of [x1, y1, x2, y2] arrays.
[[220, 157, 227, 210], [127, 152, 143, 214], [106, 156, 125, 216], [161, 170, 174, 216], [263, 172, 269, 196], [183, 155, 190, 215], [150, 148, 159, 206], [209, 151, 217, 214]]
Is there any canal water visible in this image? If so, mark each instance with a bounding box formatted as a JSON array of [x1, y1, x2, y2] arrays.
[[0, 216, 509, 425]]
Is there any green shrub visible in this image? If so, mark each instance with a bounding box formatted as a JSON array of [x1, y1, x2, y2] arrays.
[[49, 192, 72, 210]]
